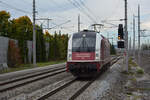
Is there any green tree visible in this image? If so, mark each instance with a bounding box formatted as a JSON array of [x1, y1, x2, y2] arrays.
[[44, 31, 68, 61], [110, 44, 116, 55], [36, 25, 46, 62], [0, 11, 11, 37], [12, 16, 33, 63], [141, 44, 150, 50]]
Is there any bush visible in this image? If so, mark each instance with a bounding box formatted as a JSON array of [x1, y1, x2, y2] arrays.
[[136, 68, 144, 74], [110, 44, 116, 55], [7, 40, 22, 67]]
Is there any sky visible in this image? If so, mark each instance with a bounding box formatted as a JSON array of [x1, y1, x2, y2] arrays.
[[0, 0, 150, 47]]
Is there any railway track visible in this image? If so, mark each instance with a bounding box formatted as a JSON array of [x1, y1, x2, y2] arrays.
[[69, 78, 95, 100], [0, 66, 66, 92], [37, 78, 95, 100], [111, 56, 120, 65], [37, 78, 77, 100], [36, 57, 120, 100], [0, 57, 120, 100]]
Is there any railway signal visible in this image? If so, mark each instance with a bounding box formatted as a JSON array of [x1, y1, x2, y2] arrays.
[[117, 24, 125, 48], [117, 40, 125, 48], [118, 24, 124, 40]]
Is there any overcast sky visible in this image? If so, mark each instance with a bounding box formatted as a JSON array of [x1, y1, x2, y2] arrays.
[[0, 0, 150, 46]]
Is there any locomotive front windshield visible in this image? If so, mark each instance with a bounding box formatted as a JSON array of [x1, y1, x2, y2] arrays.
[[72, 33, 96, 52]]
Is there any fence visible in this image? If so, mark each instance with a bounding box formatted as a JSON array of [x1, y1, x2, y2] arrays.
[[0, 36, 49, 70], [0, 37, 9, 70]]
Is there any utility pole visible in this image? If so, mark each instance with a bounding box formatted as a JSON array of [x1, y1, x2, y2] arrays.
[[47, 19, 51, 29], [33, 0, 36, 67], [129, 37, 131, 55], [78, 14, 80, 32], [133, 15, 136, 58], [125, 0, 128, 71], [138, 5, 141, 66]]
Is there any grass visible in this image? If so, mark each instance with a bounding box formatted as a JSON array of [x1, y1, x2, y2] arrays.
[[129, 77, 137, 82], [126, 92, 133, 96], [0, 60, 66, 74], [121, 70, 130, 75], [37, 60, 65, 67], [127, 57, 144, 75], [137, 88, 150, 91], [136, 68, 144, 75], [128, 57, 138, 67]]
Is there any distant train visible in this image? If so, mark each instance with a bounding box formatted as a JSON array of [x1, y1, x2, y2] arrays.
[[66, 30, 111, 77]]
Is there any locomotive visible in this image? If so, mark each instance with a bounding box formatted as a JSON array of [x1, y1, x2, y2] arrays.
[[66, 30, 111, 77]]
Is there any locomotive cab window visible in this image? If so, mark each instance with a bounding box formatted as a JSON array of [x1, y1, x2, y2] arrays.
[[72, 32, 96, 52]]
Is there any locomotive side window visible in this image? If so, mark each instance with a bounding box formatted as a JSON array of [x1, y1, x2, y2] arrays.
[[72, 32, 96, 52]]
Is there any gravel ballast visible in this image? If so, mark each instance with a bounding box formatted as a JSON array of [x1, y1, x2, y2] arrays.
[[0, 72, 72, 100], [76, 59, 126, 100]]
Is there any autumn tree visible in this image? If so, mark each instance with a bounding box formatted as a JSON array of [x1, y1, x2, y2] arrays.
[[7, 40, 22, 67], [0, 11, 11, 37], [0, 10, 69, 63], [11, 16, 33, 63]]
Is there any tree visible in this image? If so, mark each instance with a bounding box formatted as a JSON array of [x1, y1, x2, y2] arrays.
[[36, 25, 46, 62], [141, 44, 150, 50], [11, 16, 33, 63], [44, 31, 69, 61], [0, 10, 69, 63], [110, 44, 116, 55], [11, 16, 33, 40], [0, 11, 11, 37], [7, 40, 22, 67]]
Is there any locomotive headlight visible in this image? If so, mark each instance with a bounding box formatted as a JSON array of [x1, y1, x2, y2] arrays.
[[95, 53, 99, 60], [68, 54, 72, 60]]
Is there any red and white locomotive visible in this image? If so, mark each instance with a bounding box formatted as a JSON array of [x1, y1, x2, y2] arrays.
[[66, 30, 111, 77]]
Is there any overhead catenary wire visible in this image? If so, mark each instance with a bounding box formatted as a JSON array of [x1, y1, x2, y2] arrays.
[[78, 0, 100, 22], [67, 0, 97, 24], [103, 0, 122, 22], [0, 0, 49, 24], [36, 0, 71, 26], [50, 0, 69, 11], [22, 0, 32, 5], [0, 1, 31, 14], [47, 0, 73, 21], [51, 0, 91, 26], [72, 0, 97, 23]]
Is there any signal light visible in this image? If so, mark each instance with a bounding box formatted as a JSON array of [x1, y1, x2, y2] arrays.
[[118, 24, 124, 40], [117, 41, 125, 48], [118, 36, 121, 40]]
